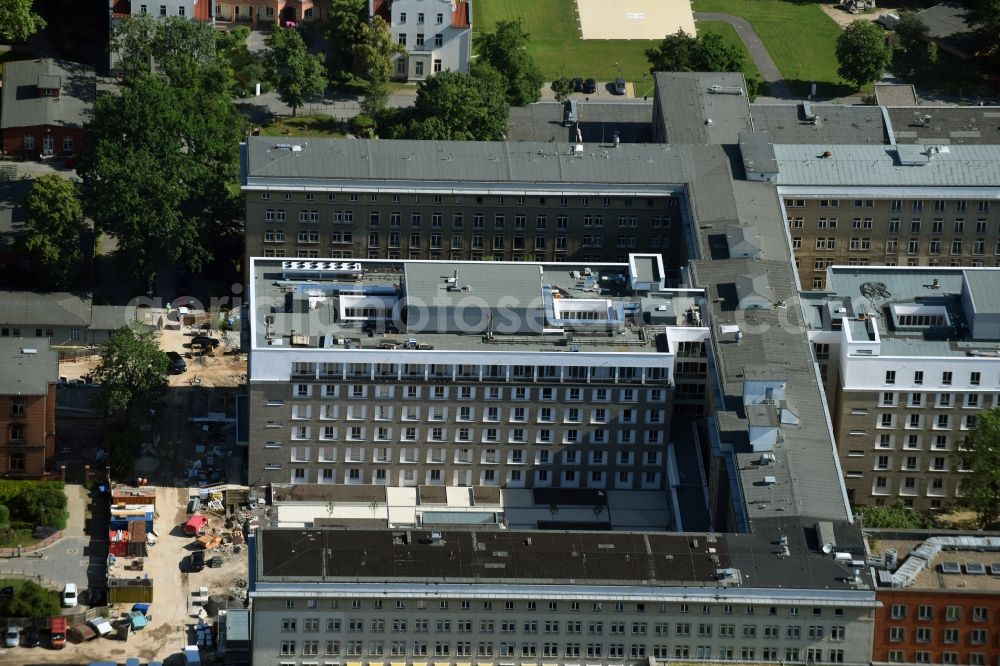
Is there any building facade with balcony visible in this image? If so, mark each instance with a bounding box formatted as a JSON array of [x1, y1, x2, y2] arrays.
[[805, 266, 1000, 511], [0, 338, 58, 478], [214, 0, 329, 25]]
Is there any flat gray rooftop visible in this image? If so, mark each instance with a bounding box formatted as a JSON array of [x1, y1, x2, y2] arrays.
[[0, 337, 58, 395], [774, 143, 1000, 188], [889, 106, 1000, 146], [750, 104, 886, 145], [242, 137, 689, 193], [256, 524, 868, 590], [253, 258, 700, 353], [654, 72, 752, 145], [507, 102, 653, 144]]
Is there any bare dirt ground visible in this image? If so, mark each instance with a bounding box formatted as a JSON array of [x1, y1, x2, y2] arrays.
[[820, 2, 896, 28], [20, 485, 249, 665], [57, 325, 247, 388]]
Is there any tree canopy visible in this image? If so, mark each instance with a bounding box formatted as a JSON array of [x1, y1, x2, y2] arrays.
[[855, 502, 934, 529], [956, 407, 1000, 528], [4, 581, 60, 620], [263, 27, 328, 116], [646, 30, 762, 98], [323, 0, 368, 79], [964, 0, 1000, 74], [111, 14, 223, 89], [0, 0, 46, 44], [22, 174, 86, 289], [92, 325, 169, 419], [354, 15, 406, 114], [476, 20, 544, 106], [78, 72, 246, 283], [389, 69, 508, 141], [835, 20, 893, 89]]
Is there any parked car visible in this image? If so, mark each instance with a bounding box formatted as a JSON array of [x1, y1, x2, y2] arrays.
[[50, 617, 67, 649], [583, 78, 597, 94], [61, 583, 77, 608], [187, 497, 201, 514], [613, 76, 626, 95], [23, 626, 39, 648], [3, 626, 20, 648], [190, 336, 220, 349], [572, 77, 584, 93], [190, 550, 205, 572], [166, 351, 187, 374]]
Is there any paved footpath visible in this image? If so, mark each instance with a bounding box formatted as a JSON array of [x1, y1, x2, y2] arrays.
[[694, 12, 794, 99]]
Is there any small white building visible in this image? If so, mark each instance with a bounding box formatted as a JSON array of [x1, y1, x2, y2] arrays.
[[371, 0, 472, 81]]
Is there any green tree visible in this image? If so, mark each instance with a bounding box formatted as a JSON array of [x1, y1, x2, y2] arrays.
[[956, 407, 1000, 529], [646, 30, 744, 73], [92, 325, 169, 420], [353, 15, 406, 114], [835, 20, 893, 90], [855, 502, 934, 529], [111, 14, 221, 88], [78, 73, 245, 283], [5, 581, 60, 619], [263, 27, 328, 116], [476, 20, 544, 106], [0, 0, 46, 44], [646, 30, 761, 98], [22, 174, 86, 289], [10, 484, 68, 529], [217, 25, 268, 98], [551, 67, 573, 103], [0, 504, 9, 531], [396, 69, 508, 141], [322, 0, 368, 79]]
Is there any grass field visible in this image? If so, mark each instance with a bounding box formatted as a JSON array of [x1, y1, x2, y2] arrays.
[[691, 0, 847, 94], [475, 0, 761, 89]]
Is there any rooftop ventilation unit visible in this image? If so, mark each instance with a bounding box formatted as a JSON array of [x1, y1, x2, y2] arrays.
[[964, 563, 986, 575], [990, 563, 1000, 575]]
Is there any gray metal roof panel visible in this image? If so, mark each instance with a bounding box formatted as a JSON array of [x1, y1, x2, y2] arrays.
[[0, 337, 58, 395], [654, 72, 752, 146], [888, 106, 1000, 145], [964, 269, 1000, 314], [506, 101, 654, 144], [774, 143, 1000, 187], [0, 58, 95, 130], [244, 137, 691, 187], [0, 291, 91, 327]]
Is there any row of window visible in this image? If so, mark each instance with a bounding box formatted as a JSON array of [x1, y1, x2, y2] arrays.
[[890, 604, 992, 622], [279, 403, 665, 425], [259, 193, 678, 209], [280, 467, 662, 489], [272, 425, 664, 447], [262, 249, 639, 261], [21, 135, 74, 153], [287, 384, 665, 401], [280, 617, 847, 640], [278, 639, 846, 661], [786, 198, 992, 213], [884, 650, 998, 665], [281, 446, 664, 467], [884, 370, 988, 388], [279, 598, 847, 617], [789, 217, 996, 233], [797, 236, 1000, 256], [261, 231, 665, 251], [265, 210, 670, 230], [888, 626, 993, 644]]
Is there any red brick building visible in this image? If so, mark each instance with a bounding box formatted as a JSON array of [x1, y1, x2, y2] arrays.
[[0, 338, 58, 478], [0, 59, 95, 159], [873, 536, 1000, 666]]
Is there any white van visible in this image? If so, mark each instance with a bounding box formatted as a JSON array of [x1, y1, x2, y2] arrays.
[[62, 582, 78, 608], [563, 99, 578, 126]]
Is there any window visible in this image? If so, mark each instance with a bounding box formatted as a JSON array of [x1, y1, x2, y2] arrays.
[[886, 370, 896, 385]]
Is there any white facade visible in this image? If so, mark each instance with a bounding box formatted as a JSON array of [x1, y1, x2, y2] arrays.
[[380, 0, 472, 81]]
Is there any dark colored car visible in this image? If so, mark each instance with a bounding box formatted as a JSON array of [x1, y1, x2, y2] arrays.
[[166, 351, 186, 374], [23, 626, 39, 648], [572, 77, 584, 93], [583, 78, 597, 94], [191, 336, 221, 349], [613, 77, 627, 95], [0, 586, 13, 599], [190, 550, 205, 572]]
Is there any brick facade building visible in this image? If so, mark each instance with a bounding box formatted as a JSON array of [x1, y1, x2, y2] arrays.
[[0, 338, 58, 478]]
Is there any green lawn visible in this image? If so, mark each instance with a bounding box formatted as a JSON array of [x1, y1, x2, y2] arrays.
[[260, 114, 345, 138], [691, 0, 848, 94], [475, 0, 761, 89]]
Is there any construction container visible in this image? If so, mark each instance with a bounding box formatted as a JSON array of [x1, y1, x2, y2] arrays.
[[108, 577, 154, 604], [112, 488, 157, 509], [127, 522, 148, 558], [109, 530, 129, 557]]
